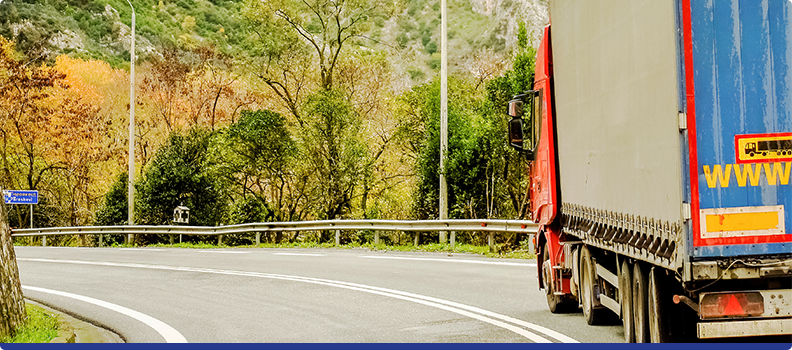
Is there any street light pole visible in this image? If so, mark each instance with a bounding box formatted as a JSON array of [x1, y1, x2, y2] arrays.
[[439, 0, 449, 243], [126, 0, 136, 245]]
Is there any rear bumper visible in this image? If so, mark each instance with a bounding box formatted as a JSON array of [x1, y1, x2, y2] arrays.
[[698, 318, 791, 339]]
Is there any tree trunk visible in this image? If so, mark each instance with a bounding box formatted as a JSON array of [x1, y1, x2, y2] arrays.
[[0, 193, 27, 338]]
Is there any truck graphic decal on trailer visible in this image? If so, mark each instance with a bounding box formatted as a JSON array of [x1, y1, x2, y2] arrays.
[[735, 133, 792, 163]]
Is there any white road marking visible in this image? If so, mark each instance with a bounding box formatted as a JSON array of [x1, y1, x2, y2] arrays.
[[21, 285, 187, 343], [195, 250, 250, 254], [273, 252, 327, 257], [117, 248, 168, 252], [361, 255, 537, 267], [19, 258, 576, 343]]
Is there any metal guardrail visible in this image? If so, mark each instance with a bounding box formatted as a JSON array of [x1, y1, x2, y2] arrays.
[[10, 219, 537, 237], [10, 219, 539, 249]]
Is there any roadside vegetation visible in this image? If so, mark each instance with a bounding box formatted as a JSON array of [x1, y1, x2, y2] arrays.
[[144, 240, 536, 259], [2, 0, 544, 252], [0, 304, 59, 343]]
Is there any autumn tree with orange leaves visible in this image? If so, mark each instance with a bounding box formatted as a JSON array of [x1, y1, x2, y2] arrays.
[[0, 37, 108, 230]]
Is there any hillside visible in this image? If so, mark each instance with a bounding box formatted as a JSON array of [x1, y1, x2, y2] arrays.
[[0, 0, 548, 81]]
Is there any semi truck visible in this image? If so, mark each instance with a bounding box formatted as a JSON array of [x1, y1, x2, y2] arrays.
[[507, 0, 792, 342]]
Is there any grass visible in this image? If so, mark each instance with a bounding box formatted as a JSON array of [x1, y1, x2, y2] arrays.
[[146, 241, 536, 259], [0, 304, 60, 343]]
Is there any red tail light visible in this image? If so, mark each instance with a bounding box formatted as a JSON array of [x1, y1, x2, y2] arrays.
[[700, 292, 764, 319]]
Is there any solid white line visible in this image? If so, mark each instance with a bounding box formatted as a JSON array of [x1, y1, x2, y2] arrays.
[[117, 248, 168, 252], [273, 252, 327, 257], [196, 250, 250, 254], [361, 255, 537, 267], [19, 258, 576, 343], [21, 285, 187, 343]]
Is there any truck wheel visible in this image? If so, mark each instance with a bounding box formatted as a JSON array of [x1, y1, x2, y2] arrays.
[[648, 267, 671, 342], [632, 262, 649, 343], [543, 247, 575, 313], [619, 259, 634, 343], [580, 246, 606, 325]]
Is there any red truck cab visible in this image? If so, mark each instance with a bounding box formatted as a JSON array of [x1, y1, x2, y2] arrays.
[[507, 25, 573, 312]]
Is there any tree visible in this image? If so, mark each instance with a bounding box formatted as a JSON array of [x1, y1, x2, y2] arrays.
[[0, 37, 106, 229], [300, 89, 365, 221], [0, 196, 26, 339], [213, 109, 307, 222], [136, 128, 226, 232], [93, 172, 129, 226], [396, 72, 527, 236], [481, 21, 536, 218], [242, 0, 391, 121]]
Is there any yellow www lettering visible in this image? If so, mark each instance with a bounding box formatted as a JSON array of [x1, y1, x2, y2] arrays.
[[703, 164, 732, 188], [733, 164, 762, 187], [763, 162, 791, 185]]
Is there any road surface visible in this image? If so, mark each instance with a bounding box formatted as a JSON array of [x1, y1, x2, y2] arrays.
[[15, 246, 624, 343]]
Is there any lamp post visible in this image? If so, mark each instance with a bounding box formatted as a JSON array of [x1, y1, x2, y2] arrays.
[[439, 0, 449, 243], [126, 0, 136, 245]]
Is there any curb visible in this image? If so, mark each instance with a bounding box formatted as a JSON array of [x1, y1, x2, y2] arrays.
[[25, 300, 124, 343]]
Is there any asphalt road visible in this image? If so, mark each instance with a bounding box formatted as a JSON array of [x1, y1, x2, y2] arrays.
[[14, 246, 624, 343]]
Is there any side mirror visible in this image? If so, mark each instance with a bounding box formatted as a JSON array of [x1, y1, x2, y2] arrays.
[[508, 116, 524, 150], [507, 98, 524, 118], [506, 93, 537, 160], [508, 117, 534, 160]]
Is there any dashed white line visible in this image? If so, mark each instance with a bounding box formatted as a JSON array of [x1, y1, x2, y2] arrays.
[[361, 255, 537, 267], [21, 285, 187, 343], [19, 258, 575, 343]]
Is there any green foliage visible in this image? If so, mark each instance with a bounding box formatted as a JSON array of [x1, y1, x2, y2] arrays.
[[0, 304, 59, 343], [397, 76, 501, 222], [509, 22, 536, 96], [225, 110, 297, 180], [136, 128, 226, 228], [225, 195, 271, 225], [93, 172, 129, 226], [0, 0, 245, 62], [144, 240, 535, 259], [300, 89, 366, 221], [211, 109, 302, 223], [397, 22, 537, 226]]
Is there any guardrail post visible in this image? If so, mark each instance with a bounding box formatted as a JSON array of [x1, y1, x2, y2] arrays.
[[170, 234, 174, 245], [450, 231, 455, 250], [256, 232, 261, 246], [42, 235, 46, 247], [98, 235, 102, 247], [179, 234, 182, 244], [335, 230, 340, 246], [528, 233, 535, 254], [414, 232, 420, 247], [218, 235, 223, 246], [488, 232, 494, 252], [374, 231, 379, 245]]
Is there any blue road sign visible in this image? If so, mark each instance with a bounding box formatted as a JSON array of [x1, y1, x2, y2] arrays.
[[3, 190, 38, 204]]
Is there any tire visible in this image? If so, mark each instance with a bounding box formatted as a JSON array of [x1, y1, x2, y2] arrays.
[[632, 262, 649, 343], [543, 246, 576, 313], [619, 259, 635, 343], [648, 267, 672, 342], [580, 246, 606, 325]]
